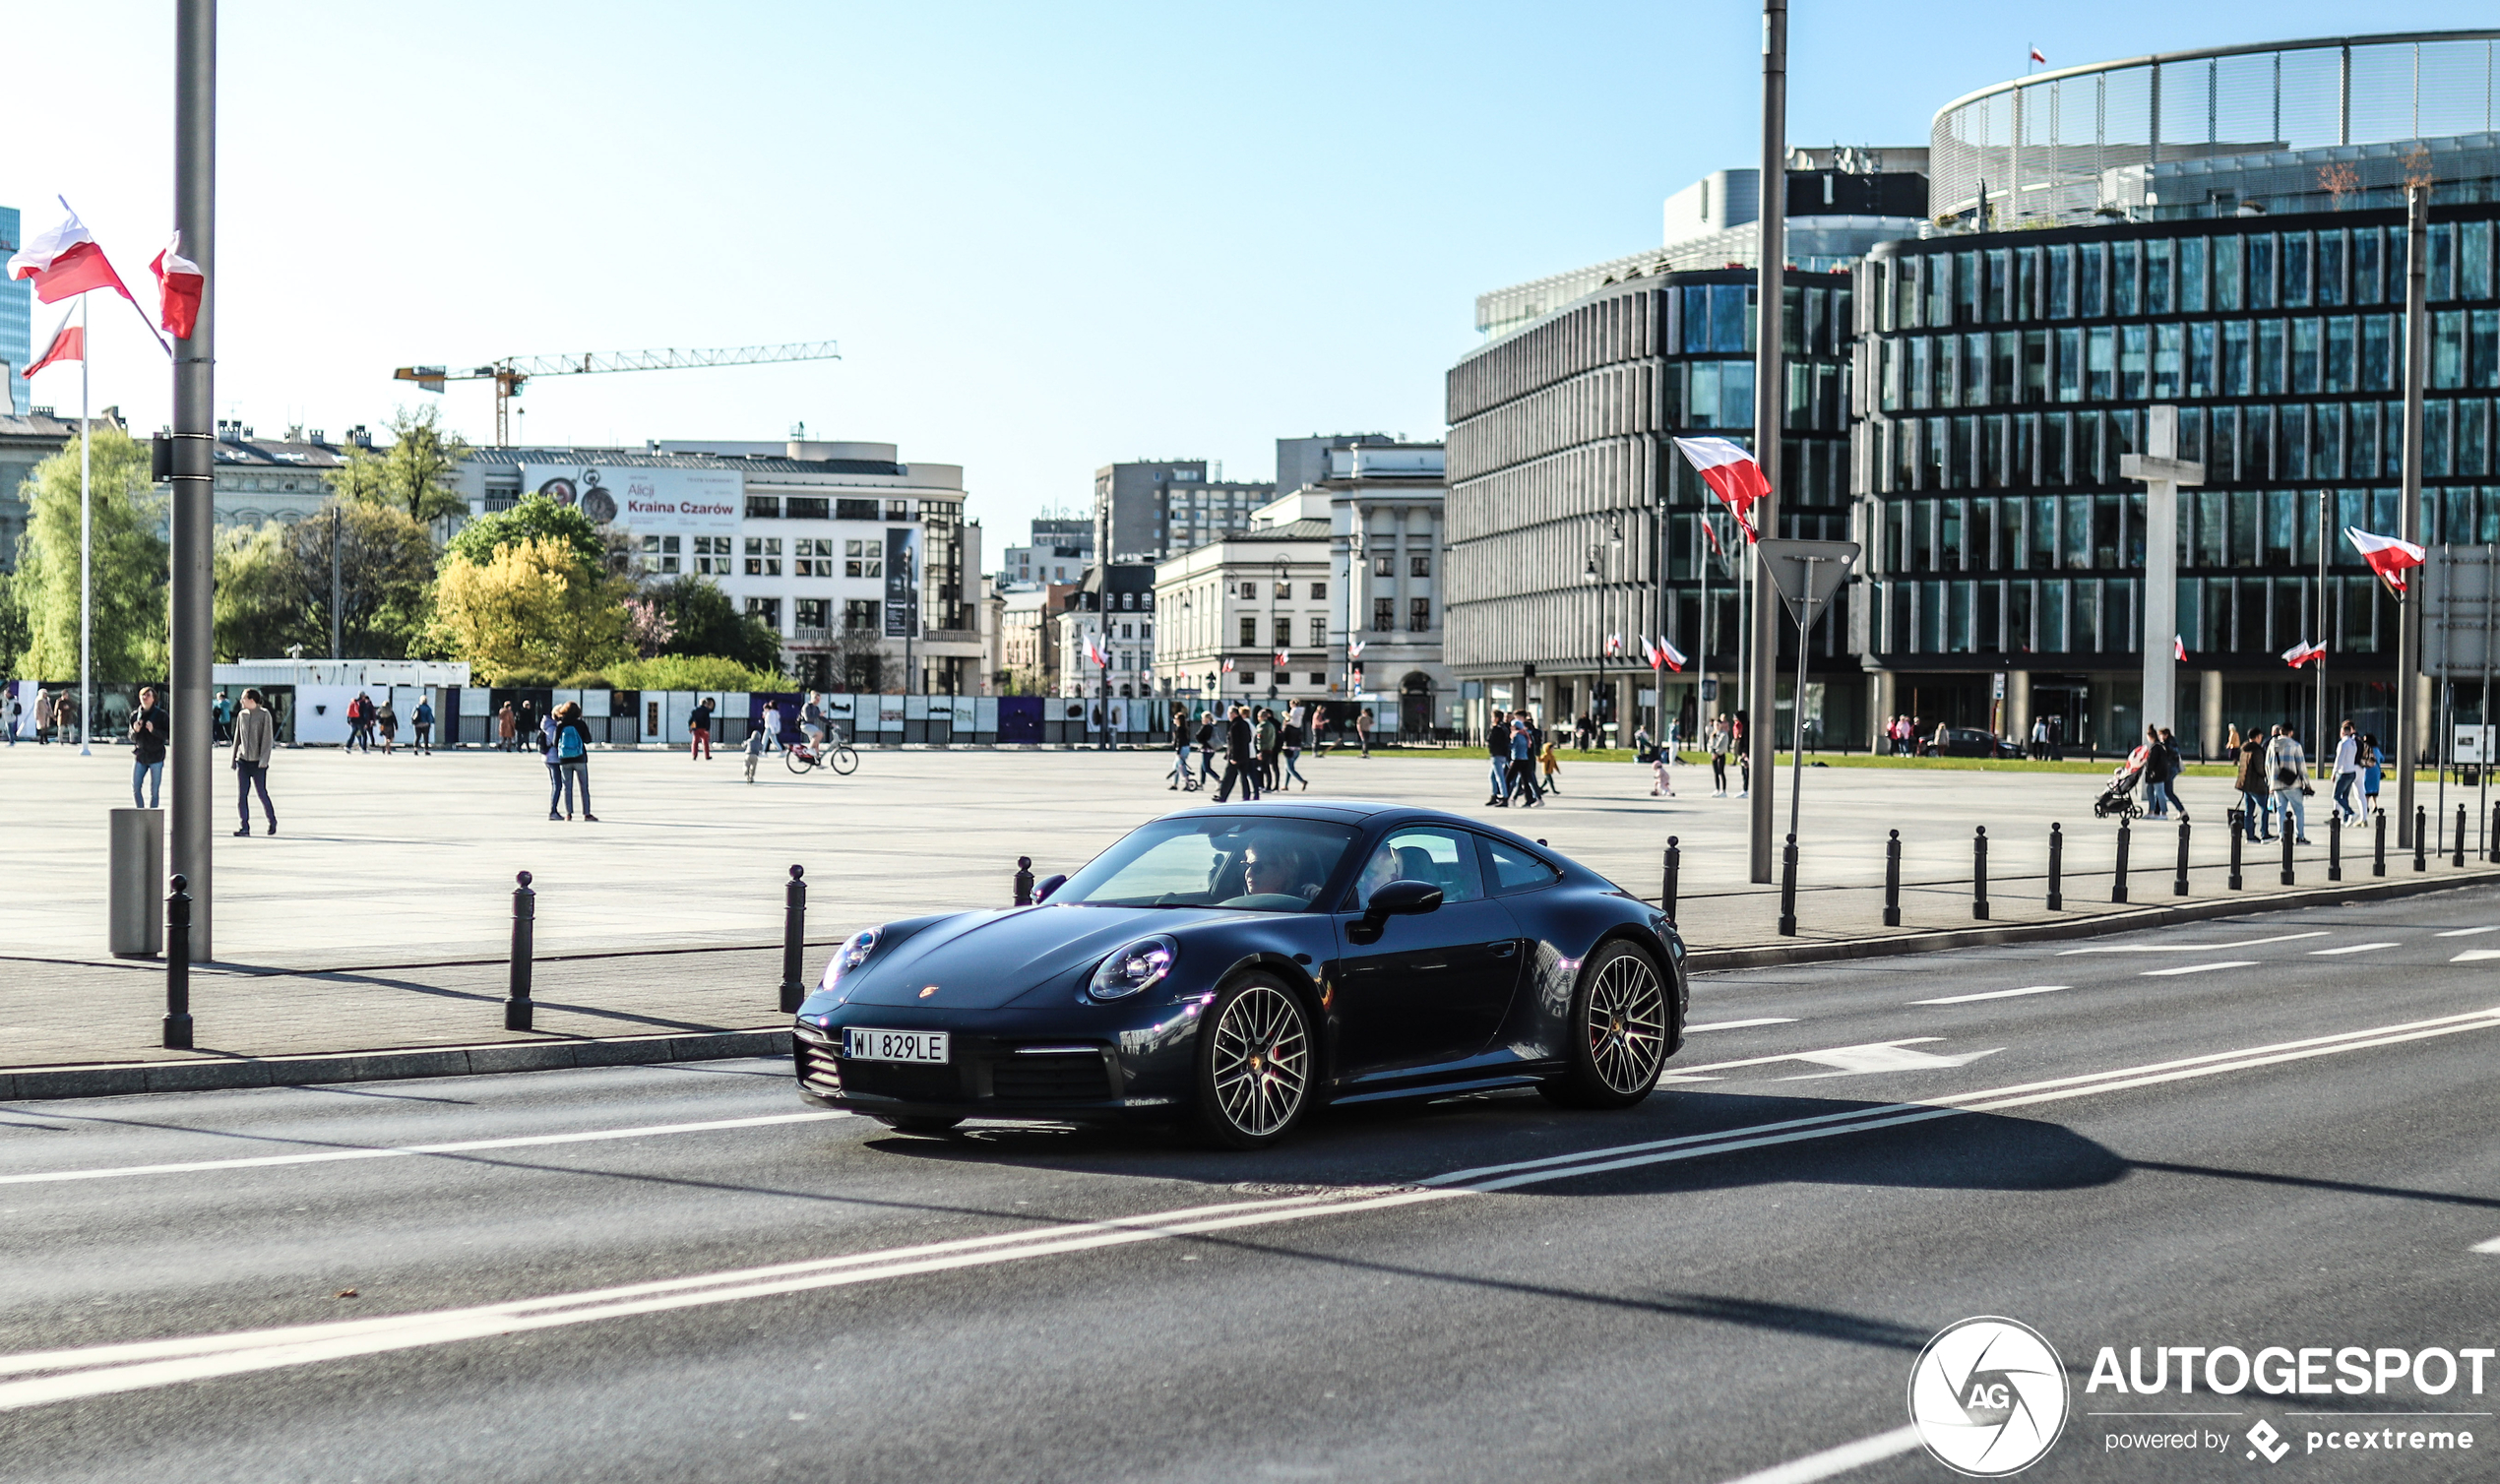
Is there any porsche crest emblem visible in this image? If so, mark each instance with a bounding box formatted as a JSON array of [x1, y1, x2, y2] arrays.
[[919, 985, 939, 998]]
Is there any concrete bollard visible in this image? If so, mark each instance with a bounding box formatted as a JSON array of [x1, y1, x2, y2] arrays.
[[780, 865, 808, 1014], [2173, 819, 2191, 897], [2112, 818, 2131, 904], [162, 875, 194, 1050], [1971, 827, 1989, 921], [1014, 855, 1034, 906], [1882, 830, 1903, 928], [1661, 837, 1680, 922], [507, 871, 535, 1032]]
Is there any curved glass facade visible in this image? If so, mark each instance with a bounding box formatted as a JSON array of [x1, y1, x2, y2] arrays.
[[1932, 32, 2500, 224]]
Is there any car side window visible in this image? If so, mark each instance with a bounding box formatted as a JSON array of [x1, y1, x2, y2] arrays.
[[1347, 828, 1485, 909], [1477, 836, 1561, 897]]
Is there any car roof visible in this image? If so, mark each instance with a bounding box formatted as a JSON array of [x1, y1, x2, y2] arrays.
[[1153, 799, 1560, 853]]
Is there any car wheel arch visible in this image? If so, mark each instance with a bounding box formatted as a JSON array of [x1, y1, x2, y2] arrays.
[[1574, 927, 1685, 1048]]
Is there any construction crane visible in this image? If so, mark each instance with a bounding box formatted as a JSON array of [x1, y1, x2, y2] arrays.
[[393, 340, 842, 447]]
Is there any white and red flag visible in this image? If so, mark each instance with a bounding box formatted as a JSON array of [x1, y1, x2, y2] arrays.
[[1346, 638, 1365, 661], [1273, 649, 1289, 670], [149, 231, 204, 340], [2029, 44, 2047, 64], [2172, 634, 2187, 661], [1604, 633, 1623, 657], [20, 312, 81, 379], [2344, 526, 2427, 595], [2281, 639, 2328, 669], [1654, 637, 1688, 673], [1220, 657, 1236, 674], [1672, 437, 1767, 540], [5, 203, 134, 304], [1083, 633, 1109, 669]]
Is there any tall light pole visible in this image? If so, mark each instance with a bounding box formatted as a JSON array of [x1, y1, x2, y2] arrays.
[[169, 0, 217, 958], [1748, 0, 1788, 883], [2397, 184, 2429, 846]]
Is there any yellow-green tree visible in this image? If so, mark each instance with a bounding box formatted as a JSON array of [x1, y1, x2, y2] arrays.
[[326, 404, 469, 524], [12, 426, 167, 680], [429, 535, 630, 682]]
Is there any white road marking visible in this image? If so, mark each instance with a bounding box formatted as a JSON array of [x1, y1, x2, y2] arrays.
[[2455, 950, 2500, 963], [1779, 1044, 2002, 1080], [1717, 1425, 1923, 1484], [7, 1006, 2497, 1414], [2141, 959, 2259, 976], [2471, 1235, 2500, 1254], [2311, 942, 2399, 955], [1656, 1039, 1947, 1084], [1911, 984, 2069, 1005], [1684, 1019, 1799, 1032], [0, 1111, 852, 1187], [2059, 931, 2330, 956], [2436, 927, 2500, 937]]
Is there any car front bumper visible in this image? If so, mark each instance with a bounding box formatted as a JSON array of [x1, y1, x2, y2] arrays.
[[791, 997, 1210, 1123]]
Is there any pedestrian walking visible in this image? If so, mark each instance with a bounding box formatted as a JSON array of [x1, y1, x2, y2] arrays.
[[212, 688, 234, 744], [2029, 714, 2050, 761], [2267, 723, 2311, 844], [346, 692, 372, 753], [550, 701, 597, 821], [497, 700, 518, 753], [1354, 709, 1372, 758], [1708, 716, 1729, 796], [230, 688, 278, 835], [517, 699, 539, 755], [1538, 731, 1563, 795], [32, 688, 52, 745], [1732, 711, 1750, 797], [1167, 705, 1193, 789], [1256, 706, 1281, 789], [1280, 709, 1310, 790], [1506, 714, 1542, 807], [743, 717, 765, 782], [1195, 710, 1219, 785], [1215, 705, 1262, 802], [2360, 734, 2384, 818], [2141, 725, 2174, 819], [376, 697, 399, 756], [2235, 726, 2273, 840], [129, 687, 168, 808], [4, 693, 18, 747], [689, 697, 716, 761], [2156, 728, 2190, 821], [2330, 718, 2361, 823], [411, 696, 435, 754]]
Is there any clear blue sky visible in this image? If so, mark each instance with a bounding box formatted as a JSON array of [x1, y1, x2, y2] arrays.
[[4, 1, 2490, 538]]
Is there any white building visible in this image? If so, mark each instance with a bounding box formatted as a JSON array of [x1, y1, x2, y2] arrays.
[[1051, 566, 1156, 699], [1325, 442, 1455, 737], [451, 439, 983, 694], [1152, 503, 1333, 705]]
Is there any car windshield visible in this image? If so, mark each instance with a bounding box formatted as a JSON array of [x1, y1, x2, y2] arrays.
[[1052, 816, 1359, 911]]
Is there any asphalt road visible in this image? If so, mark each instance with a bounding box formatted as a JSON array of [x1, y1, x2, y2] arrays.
[[4, 885, 2498, 1483]]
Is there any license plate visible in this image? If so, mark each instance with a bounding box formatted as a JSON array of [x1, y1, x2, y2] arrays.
[[844, 1027, 950, 1064]]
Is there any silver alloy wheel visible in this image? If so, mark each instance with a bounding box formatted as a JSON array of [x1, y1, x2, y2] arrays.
[[1209, 984, 1311, 1138], [1585, 951, 1668, 1094]]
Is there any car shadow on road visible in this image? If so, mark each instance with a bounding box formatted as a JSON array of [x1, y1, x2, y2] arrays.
[[858, 1087, 2130, 1201]]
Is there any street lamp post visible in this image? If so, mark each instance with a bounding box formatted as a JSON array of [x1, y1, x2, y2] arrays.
[[1270, 554, 1288, 701], [169, 0, 218, 958]]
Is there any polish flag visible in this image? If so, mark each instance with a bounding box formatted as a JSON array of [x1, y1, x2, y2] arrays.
[[1274, 649, 1289, 670], [1700, 515, 1725, 555], [1220, 657, 1236, 673], [2344, 526, 2427, 594], [2281, 639, 2328, 669], [1656, 638, 1688, 673], [1346, 638, 1365, 660], [2029, 45, 2047, 64], [2172, 634, 2186, 661], [1672, 437, 1767, 540], [5, 204, 134, 304], [149, 231, 205, 340], [1604, 633, 1623, 657], [20, 314, 81, 379], [1084, 633, 1109, 669]]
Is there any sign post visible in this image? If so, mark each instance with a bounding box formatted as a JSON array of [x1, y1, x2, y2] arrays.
[[2118, 405, 2205, 740], [1756, 538, 1859, 936]]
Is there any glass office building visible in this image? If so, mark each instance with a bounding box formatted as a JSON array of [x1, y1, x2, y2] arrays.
[[1852, 31, 2500, 757], [0, 206, 30, 415]]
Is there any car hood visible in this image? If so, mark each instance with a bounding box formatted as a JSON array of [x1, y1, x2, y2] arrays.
[[838, 903, 1265, 1010]]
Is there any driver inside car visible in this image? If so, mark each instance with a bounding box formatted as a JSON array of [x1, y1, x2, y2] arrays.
[[1228, 840, 1319, 906]]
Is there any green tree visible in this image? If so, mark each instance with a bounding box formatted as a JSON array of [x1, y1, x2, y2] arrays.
[[12, 427, 167, 680], [443, 493, 604, 569], [0, 572, 31, 676], [642, 575, 786, 673], [212, 524, 299, 661], [326, 404, 470, 524], [211, 502, 437, 660], [430, 535, 631, 682]]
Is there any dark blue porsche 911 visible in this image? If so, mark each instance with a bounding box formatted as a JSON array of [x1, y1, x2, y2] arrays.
[[791, 800, 1687, 1147]]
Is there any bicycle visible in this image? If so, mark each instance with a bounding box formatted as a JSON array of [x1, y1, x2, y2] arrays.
[[1165, 754, 1205, 792], [785, 731, 859, 776]]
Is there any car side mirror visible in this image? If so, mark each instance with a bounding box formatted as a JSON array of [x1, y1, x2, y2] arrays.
[[1363, 879, 1443, 922], [1033, 873, 1068, 902]]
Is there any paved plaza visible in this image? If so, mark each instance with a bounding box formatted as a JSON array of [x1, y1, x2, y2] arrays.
[[3, 739, 2493, 1069]]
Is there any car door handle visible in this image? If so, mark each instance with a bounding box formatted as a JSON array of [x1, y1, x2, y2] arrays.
[[1488, 941, 1518, 957]]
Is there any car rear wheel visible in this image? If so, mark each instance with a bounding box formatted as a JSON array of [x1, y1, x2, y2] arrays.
[[1191, 975, 1314, 1148], [1540, 941, 1669, 1110], [872, 1115, 964, 1136]]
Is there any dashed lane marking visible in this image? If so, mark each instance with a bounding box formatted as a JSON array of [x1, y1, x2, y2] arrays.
[[2436, 927, 2500, 937], [1910, 984, 2069, 1005], [2060, 931, 2330, 956], [2311, 942, 2399, 955], [2141, 959, 2260, 976], [1684, 1019, 1799, 1032], [1717, 1426, 1923, 1484], [2455, 950, 2500, 963]]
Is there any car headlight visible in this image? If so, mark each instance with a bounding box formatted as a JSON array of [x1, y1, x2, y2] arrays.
[[1089, 936, 1176, 1000], [822, 926, 883, 995]]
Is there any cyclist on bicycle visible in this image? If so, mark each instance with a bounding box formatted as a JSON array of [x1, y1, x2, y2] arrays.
[[799, 692, 829, 748]]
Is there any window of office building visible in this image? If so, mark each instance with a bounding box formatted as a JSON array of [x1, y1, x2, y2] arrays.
[[794, 598, 831, 630], [640, 533, 680, 574], [1240, 615, 1257, 647], [1407, 597, 1430, 632], [843, 538, 882, 578], [844, 598, 878, 632], [792, 537, 837, 576], [744, 536, 782, 576], [747, 597, 781, 628], [694, 535, 733, 576], [1309, 581, 1327, 599], [1408, 554, 1430, 578], [745, 496, 781, 519], [1373, 597, 1394, 632]]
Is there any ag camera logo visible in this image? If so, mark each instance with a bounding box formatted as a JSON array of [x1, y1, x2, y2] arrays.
[[1909, 1317, 2071, 1475]]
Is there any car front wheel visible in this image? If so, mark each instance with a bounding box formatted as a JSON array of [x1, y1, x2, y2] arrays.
[[1191, 974, 1314, 1149], [1540, 941, 1669, 1110]]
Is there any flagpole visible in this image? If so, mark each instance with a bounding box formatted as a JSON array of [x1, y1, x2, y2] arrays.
[[77, 291, 92, 757], [2315, 488, 2328, 781]]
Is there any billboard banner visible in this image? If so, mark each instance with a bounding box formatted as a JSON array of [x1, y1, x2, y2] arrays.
[[884, 526, 920, 638], [521, 464, 741, 534]]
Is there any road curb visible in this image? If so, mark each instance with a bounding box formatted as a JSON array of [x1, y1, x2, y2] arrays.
[[1683, 867, 2500, 973], [0, 1028, 792, 1104]]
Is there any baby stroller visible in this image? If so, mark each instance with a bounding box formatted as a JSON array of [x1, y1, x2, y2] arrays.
[[2091, 746, 2150, 820]]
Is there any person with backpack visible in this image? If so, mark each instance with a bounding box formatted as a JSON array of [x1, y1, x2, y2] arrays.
[[411, 696, 435, 755], [2235, 726, 2273, 840], [1167, 705, 1193, 790], [2266, 723, 2310, 845], [549, 701, 597, 821], [689, 697, 716, 761], [742, 714, 766, 783], [375, 697, 399, 756]]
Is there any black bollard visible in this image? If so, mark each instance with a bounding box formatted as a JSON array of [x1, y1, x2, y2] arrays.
[[2046, 823, 2064, 910], [1013, 855, 1034, 906], [2456, 804, 2469, 869], [2328, 813, 2343, 883], [2111, 818, 2131, 903], [2491, 802, 2499, 865], [780, 865, 808, 1013], [1661, 837, 1680, 922], [2414, 806, 2429, 873], [2226, 810, 2245, 891], [2279, 817, 2295, 887], [2172, 819, 2191, 897], [1882, 830, 1903, 927], [162, 875, 194, 1050], [2374, 809, 2389, 877], [1777, 833, 1799, 937], [1971, 827, 1989, 920], [506, 870, 535, 1032]]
